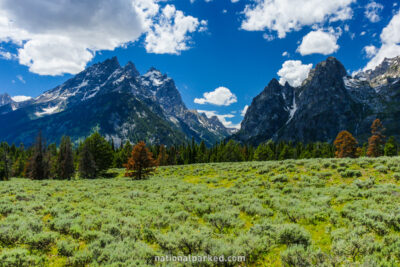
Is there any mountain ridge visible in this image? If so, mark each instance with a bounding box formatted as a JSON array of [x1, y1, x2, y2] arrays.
[[0, 57, 230, 146], [234, 56, 400, 145]]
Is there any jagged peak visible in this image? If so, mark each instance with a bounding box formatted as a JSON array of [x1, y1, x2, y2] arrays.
[[123, 61, 140, 77]]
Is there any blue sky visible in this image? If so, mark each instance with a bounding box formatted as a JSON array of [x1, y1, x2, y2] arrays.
[[0, 0, 399, 128]]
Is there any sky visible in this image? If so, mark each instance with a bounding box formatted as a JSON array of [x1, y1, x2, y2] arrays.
[[0, 0, 399, 129]]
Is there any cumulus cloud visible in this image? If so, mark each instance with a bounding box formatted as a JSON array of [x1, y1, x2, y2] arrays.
[[297, 30, 340, 56], [241, 105, 249, 117], [194, 87, 238, 106], [0, 48, 16, 60], [11, 95, 32, 102], [278, 60, 313, 87], [198, 110, 240, 129], [240, 0, 355, 38], [364, 10, 400, 71], [365, 1, 384, 23], [145, 5, 206, 54], [364, 45, 378, 58], [0, 0, 205, 75]]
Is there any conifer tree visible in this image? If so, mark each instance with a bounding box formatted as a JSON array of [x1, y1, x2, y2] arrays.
[[125, 141, 157, 180], [384, 136, 398, 156], [56, 136, 75, 180], [79, 142, 97, 179], [27, 132, 50, 180], [367, 119, 385, 157], [333, 130, 358, 158], [157, 144, 168, 166], [0, 147, 10, 181], [83, 132, 113, 175]]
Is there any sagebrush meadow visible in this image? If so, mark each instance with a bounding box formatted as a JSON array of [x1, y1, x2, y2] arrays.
[[1, 157, 400, 266]]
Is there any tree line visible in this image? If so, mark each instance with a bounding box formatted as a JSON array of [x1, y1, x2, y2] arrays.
[[0, 118, 399, 180]]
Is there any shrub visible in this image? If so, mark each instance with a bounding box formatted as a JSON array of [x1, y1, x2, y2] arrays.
[[0, 248, 46, 266], [26, 232, 58, 251], [340, 170, 362, 178], [281, 245, 311, 267], [57, 240, 78, 257], [277, 224, 311, 247], [270, 174, 289, 183]]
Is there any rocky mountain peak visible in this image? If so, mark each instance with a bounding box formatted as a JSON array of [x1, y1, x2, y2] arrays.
[[0, 93, 13, 106], [123, 61, 140, 77]]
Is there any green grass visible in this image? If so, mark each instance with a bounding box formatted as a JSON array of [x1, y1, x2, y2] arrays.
[[1, 157, 400, 266]]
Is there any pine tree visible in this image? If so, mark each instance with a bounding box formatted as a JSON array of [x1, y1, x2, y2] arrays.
[[83, 132, 113, 176], [367, 119, 385, 157], [125, 141, 157, 180], [333, 130, 358, 158], [157, 144, 168, 166], [56, 136, 75, 180], [0, 147, 10, 181], [384, 136, 398, 156], [27, 132, 50, 180], [79, 142, 97, 179]]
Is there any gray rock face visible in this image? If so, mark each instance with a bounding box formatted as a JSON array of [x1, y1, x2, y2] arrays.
[[0, 57, 229, 146], [0, 93, 13, 106], [234, 56, 400, 145]]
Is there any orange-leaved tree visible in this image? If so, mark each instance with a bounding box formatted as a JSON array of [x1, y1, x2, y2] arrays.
[[334, 130, 358, 158], [124, 141, 157, 180], [157, 144, 168, 166], [367, 119, 386, 157]]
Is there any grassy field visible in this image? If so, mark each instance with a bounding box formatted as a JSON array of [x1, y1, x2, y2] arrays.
[[1, 157, 400, 266]]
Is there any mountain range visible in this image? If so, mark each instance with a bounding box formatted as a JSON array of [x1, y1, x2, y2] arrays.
[[1, 56, 400, 147], [0, 57, 230, 146], [234, 56, 400, 145]]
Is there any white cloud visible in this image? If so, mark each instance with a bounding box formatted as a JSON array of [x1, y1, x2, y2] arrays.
[[364, 10, 400, 71], [364, 45, 378, 58], [278, 60, 313, 87], [263, 33, 275, 41], [0, 48, 16, 60], [194, 87, 238, 106], [231, 0, 240, 3], [241, 105, 249, 116], [198, 110, 240, 129], [297, 30, 339, 56], [11, 95, 31, 102], [16, 75, 25, 84], [282, 51, 289, 57], [145, 5, 205, 54], [240, 0, 355, 38], [365, 1, 384, 23], [0, 0, 204, 75]]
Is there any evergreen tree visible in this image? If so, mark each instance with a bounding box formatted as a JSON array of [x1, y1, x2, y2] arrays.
[[333, 131, 358, 158], [254, 143, 274, 161], [114, 141, 132, 168], [157, 144, 168, 166], [27, 132, 50, 180], [384, 136, 398, 156], [367, 119, 386, 157], [56, 136, 75, 180], [79, 142, 97, 179], [84, 132, 113, 176], [221, 140, 244, 162], [0, 147, 10, 181], [125, 141, 157, 180]]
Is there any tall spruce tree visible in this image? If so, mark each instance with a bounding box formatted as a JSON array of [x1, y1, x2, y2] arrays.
[[79, 142, 97, 179], [56, 136, 75, 180], [83, 132, 113, 176], [0, 147, 10, 181], [384, 136, 398, 156], [28, 132, 50, 180]]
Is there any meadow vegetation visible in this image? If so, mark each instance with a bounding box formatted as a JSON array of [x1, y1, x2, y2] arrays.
[[1, 157, 400, 266]]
